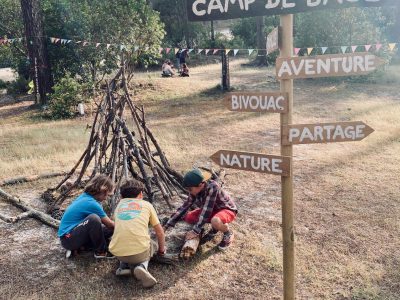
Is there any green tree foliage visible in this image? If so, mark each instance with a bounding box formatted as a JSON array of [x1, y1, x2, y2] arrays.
[[0, 0, 165, 82], [294, 8, 392, 53]]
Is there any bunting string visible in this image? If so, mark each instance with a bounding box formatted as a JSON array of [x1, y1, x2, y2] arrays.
[[0, 36, 398, 56]]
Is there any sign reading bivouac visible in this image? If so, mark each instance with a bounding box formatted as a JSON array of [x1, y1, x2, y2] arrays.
[[186, 0, 396, 21], [210, 150, 291, 176], [224, 92, 288, 113], [276, 53, 385, 80], [281, 121, 374, 145]]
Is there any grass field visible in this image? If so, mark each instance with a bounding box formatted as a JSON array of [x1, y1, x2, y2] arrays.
[[0, 59, 399, 299]]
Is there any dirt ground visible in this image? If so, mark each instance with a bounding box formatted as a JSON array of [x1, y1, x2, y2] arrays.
[[0, 59, 399, 299]]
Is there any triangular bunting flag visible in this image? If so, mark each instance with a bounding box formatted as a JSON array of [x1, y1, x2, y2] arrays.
[[66, 40, 72, 44], [159, 47, 163, 54], [233, 49, 239, 56], [50, 37, 56, 43], [166, 48, 171, 54], [321, 47, 328, 54], [60, 39, 66, 44], [205, 49, 210, 55], [174, 48, 179, 54], [55, 38, 60, 44], [375, 43, 382, 51], [351, 45, 358, 53], [225, 49, 231, 55], [82, 41, 89, 46], [365, 44, 371, 52], [213, 49, 219, 55], [294, 48, 301, 55], [18, 38, 23, 42], [76, 41, 82, 44], [388, 43, 396, 51], [341, 46, 347, 53], [96, 43, 101, 48], [307, 47, 313, 55], [188, 49, 194, 53], [107, 44, 111, 49], [197, 49, 203, 54], [248, 49, 254, 55]]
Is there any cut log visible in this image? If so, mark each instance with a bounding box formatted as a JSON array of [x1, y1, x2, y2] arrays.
[[0, 187, 60, 228], [180, 236, 200, 260]]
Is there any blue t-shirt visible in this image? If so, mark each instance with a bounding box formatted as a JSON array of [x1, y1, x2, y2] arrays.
[[57, 193, 107, 237]]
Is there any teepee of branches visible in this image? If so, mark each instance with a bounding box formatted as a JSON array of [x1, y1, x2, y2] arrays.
[[45, 63, 186, 215]]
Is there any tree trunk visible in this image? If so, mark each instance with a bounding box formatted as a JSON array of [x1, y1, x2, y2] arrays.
[[20, 0, 53, 106], [254, 16, 268, 66]]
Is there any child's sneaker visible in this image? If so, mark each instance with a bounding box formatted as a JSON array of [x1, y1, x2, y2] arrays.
[[218, 231, 234, 251], [94, 251, 115, 259], [133, 264, 157, 288], [116, 262, 131, 276]]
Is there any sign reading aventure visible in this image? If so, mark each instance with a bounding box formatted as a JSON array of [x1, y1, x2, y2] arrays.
[[276, 53, 385, 79], [186, 0, 397, 21]]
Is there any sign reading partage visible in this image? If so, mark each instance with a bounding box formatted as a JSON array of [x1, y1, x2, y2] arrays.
[[224, 92, 288, 113], [276, 53, 385, 80], [267, 27, 281, 55], [210, 150, 291, 176], [186, 0, 397, 22], [281, 121, 374, 145]]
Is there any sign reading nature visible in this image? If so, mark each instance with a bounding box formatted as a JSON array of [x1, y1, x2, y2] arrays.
[[186, 0, 397, 21], [276, 53, 385, 79], [210, 150, 291, 176]]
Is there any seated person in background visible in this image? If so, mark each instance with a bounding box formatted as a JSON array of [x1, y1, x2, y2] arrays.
[[58, 174, 115, 259], [180, 63, 189, 77], [164, 169, 237, 251], [161, 59, 175, 77], [109, 179, 166, 288]]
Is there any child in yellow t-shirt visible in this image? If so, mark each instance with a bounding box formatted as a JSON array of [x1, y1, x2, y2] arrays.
[[109, 180, 166, 288]]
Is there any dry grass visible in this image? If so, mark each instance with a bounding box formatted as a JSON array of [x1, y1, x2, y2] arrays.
[[0, 60, 400, 299]]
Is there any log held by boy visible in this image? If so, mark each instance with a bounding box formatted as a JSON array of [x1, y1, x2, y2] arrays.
[[210, 150, 291, 177], [281, 121, 374, 145]]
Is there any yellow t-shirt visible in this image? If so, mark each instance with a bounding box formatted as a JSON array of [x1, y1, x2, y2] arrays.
[[109, 198, 160, 257]]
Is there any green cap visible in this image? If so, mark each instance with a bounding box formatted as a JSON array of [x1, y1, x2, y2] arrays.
[[182, 169, 212, 188]]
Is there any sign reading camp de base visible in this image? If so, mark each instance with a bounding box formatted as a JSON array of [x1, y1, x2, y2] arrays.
[[281, 121, 374, 145], [186, 0, 397, 21], [276, 53, 385, 80], [210, 150, 291, 176], [224, 92, 288, 113]]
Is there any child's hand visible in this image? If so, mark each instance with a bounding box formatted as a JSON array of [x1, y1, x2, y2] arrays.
[[185, 230, 199, 241]]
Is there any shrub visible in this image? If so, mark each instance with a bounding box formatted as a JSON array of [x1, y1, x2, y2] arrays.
[[48, 74, 91, 119], [6, 77, 29, 95]]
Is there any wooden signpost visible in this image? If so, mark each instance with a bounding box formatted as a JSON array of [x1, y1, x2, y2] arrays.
[[186, 0, 397, 21], [276, 53, 386, 80], [282, 121, 375, 145], [210, 150, 291, 176], [267, 26, 281, 55], [224, 92, 288, 113]]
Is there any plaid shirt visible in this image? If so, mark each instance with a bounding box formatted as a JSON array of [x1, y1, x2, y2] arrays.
[[166, 180, 237, 234]]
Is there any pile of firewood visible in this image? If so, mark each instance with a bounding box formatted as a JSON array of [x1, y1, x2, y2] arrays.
[[44, 64, 186, 216]]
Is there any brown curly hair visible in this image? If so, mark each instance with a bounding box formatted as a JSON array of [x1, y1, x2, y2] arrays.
[[84, 174, 114, 197]]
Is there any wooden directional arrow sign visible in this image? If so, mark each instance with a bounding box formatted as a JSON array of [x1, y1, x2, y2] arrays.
[[210, 150, 291, 176], [276, 53, 385, 80], [186, 0, 397, 22], [281, 121, 374, 145], [224, 92, 288, 113]]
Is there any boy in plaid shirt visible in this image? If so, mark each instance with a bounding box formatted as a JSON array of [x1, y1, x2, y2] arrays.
[[164, 169, 237, 250]]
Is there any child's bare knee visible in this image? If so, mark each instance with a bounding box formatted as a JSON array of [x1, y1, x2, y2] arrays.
[[211, 217, 222, 227]]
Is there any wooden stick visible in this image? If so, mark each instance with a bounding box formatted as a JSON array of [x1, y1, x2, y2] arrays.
[[0, 188, 60, 228], [0, 172, 66, 187]]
